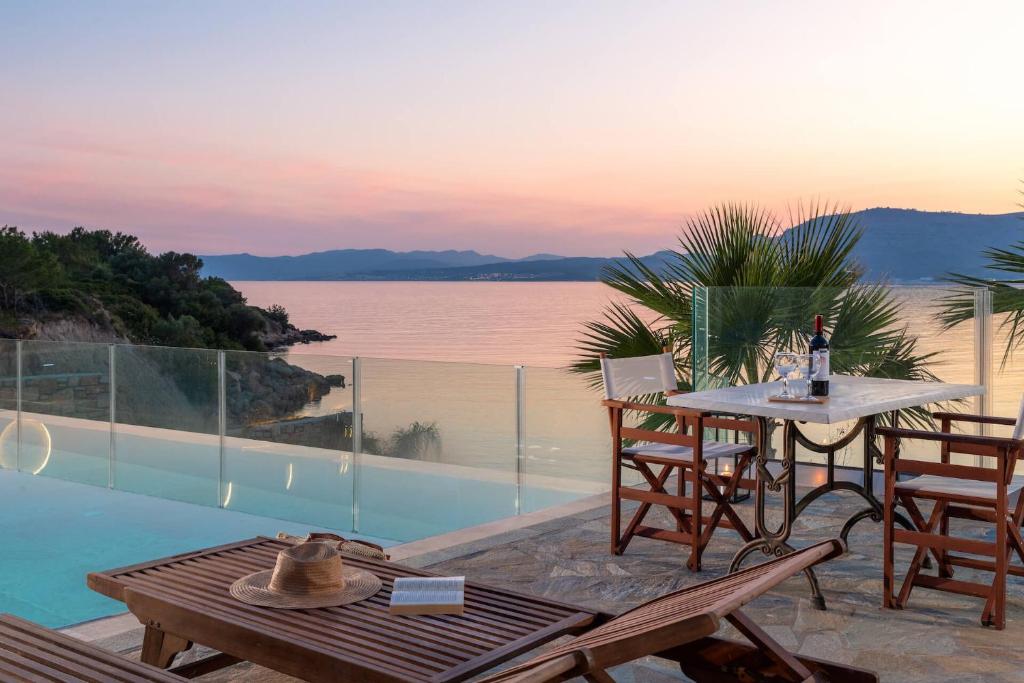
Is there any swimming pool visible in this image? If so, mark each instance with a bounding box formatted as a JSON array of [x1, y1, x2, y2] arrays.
[[0, 470, 383, 627], [0, 415, 602, 627]]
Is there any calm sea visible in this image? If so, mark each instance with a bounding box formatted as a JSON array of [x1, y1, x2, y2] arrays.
[[234, 281, 1022, 473]]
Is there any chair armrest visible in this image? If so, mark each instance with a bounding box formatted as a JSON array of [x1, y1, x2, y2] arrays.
[[601, 399, 704, 418], [876, 426, 1020, 450], [931, 411, 1018, 427]]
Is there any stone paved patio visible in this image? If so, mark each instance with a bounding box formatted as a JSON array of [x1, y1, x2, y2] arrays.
[[77, 484, 1023, 682]]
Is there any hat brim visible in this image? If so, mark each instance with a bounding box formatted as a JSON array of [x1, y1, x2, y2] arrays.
[[230, 566, 382, 609]]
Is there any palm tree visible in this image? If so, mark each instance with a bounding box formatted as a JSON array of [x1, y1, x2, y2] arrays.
[[571, 203, 937, 428], [939, 188, 1024, 364]]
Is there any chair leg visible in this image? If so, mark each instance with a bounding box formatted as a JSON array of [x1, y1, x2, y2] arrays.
[[938, 505, 954, 578], [676, 465, 685, 533], [610, 456, 622, 556], [983, 509, 1009, 629], [883, 457, 896, 609], [688, 465, 702, 572], [896, 497, 944, 609]]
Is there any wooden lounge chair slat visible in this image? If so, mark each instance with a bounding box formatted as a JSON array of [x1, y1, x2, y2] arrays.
[[127, 571, 465, 670], [124, 580, 451, 677], [88, 537, 599, 682], [245, 544, 575, 625], [150, 560, 495, 651], [161, 554, 537, 645], [215, 545, 561, 633], [477, 540, 858, 682], [158, 566, 498, 655], [227, 544, 564, 629], [0, 615, 182, 683]]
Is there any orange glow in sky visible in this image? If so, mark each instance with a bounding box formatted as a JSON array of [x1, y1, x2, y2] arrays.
[[1, 1, 1022, 256]]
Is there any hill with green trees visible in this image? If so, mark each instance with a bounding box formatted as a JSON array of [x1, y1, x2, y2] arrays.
[[0, 226, 332, 349]]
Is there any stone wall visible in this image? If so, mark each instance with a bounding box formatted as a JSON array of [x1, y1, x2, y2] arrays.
[[0, 372, 110, 420], [230, 412, 355, 451]]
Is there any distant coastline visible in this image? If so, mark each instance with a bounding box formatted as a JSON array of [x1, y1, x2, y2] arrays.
[[202, 208, 1023, 283]]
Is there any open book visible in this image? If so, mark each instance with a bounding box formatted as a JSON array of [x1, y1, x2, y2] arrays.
[[389, 576, 465, 616]]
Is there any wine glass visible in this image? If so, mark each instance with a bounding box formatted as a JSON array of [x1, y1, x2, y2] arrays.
[[795, 353, 820, 399], [774, 352, 799, 398]]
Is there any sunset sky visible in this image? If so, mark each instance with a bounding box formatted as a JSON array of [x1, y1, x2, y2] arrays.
[[2, 1, 1022, 257]]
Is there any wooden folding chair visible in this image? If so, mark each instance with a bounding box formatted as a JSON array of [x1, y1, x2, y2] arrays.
[[479, 539, 877, 683], [879, 399, 1024, 629], [600, 351, 757, 571]]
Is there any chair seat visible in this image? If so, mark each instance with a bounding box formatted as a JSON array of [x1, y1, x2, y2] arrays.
[[623, 441, 752, 462], [896, 474, 1024, 503]]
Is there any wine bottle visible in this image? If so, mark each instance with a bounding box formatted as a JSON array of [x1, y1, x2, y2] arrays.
[[809, 314, 830, 397]]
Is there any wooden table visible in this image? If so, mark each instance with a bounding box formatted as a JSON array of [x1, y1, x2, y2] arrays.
[[88, 537, 601, 682], [668, 375, 983, 608]]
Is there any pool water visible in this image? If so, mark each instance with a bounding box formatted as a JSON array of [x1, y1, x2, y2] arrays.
[[0, 470, 390, 628]]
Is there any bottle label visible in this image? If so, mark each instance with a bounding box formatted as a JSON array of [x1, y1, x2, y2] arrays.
[[813, 350, 830, 381]]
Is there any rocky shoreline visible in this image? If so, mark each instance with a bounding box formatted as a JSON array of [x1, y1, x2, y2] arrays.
[[261, 326, 337, 350]]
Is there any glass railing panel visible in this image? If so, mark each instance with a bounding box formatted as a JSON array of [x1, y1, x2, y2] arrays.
[[699, 285, 976, 466], [222, 350, 355, 533], [991, 314, 1024, 440], [0, 339, 18, 470], [357, 357, 516, 542], [17, 341, 110, 486], [520, 366, 613, 514], [112, 344, 219, 505]]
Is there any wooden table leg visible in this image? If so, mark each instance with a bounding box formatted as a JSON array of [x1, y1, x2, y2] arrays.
[[141, 625, 192, 669]]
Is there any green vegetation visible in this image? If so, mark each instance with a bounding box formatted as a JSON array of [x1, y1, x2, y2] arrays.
[[0, 226, 292, 350], [572, 203, 937, 429], [940, 187, 1024, 363]]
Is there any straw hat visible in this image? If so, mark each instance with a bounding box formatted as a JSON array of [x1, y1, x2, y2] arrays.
[[230, 541, 382, 609]]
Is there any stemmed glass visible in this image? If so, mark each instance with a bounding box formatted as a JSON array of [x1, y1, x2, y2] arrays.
[[774, 352, 799, 398], [795, 353, 821, 399]]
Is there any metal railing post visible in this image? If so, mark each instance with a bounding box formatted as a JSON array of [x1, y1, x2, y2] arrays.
[[351, 357, 362, 533], [515, 365, 525, 516], [15, 340, 22, 472], [218, 350, 227, 507], [973, 288, 993, 465], [108, 344, 116, 488], [691, 286, 710, 392]]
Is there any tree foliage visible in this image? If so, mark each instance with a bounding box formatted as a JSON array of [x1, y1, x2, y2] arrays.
[[572, 203, 938, 428], [0, 226, 283, 350], [939, 186, 1024, 366]]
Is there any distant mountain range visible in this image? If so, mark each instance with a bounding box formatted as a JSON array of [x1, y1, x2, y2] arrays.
[[201, 208, 1023, 282]]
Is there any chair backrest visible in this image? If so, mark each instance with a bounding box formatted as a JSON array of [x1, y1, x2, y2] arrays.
[[599, 352, 676, 400], [480, 539, 845, 681], [1013, 395, 1024, 442]]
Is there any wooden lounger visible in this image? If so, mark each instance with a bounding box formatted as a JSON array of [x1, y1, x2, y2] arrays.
[[88, 537, 875, 682], [88, 537, 601, 682], [479, 539, 877, 683], [0, 613, 183, 682]]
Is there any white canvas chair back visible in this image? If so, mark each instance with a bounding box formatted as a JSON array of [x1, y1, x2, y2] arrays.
[[1013, 394, 1024, 441], [600, 352, 676, 400]]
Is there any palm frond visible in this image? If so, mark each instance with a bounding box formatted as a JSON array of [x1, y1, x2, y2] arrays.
[[939, 240, 1024, 365]]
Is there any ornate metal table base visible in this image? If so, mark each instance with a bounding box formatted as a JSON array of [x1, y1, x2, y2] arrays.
[[730, 413, 919, 610]]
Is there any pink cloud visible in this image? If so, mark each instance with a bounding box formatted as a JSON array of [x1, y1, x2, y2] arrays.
[[0, 134, 681, 257]]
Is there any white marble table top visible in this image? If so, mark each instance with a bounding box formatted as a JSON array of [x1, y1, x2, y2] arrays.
[[666, 375, 984, 424]]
